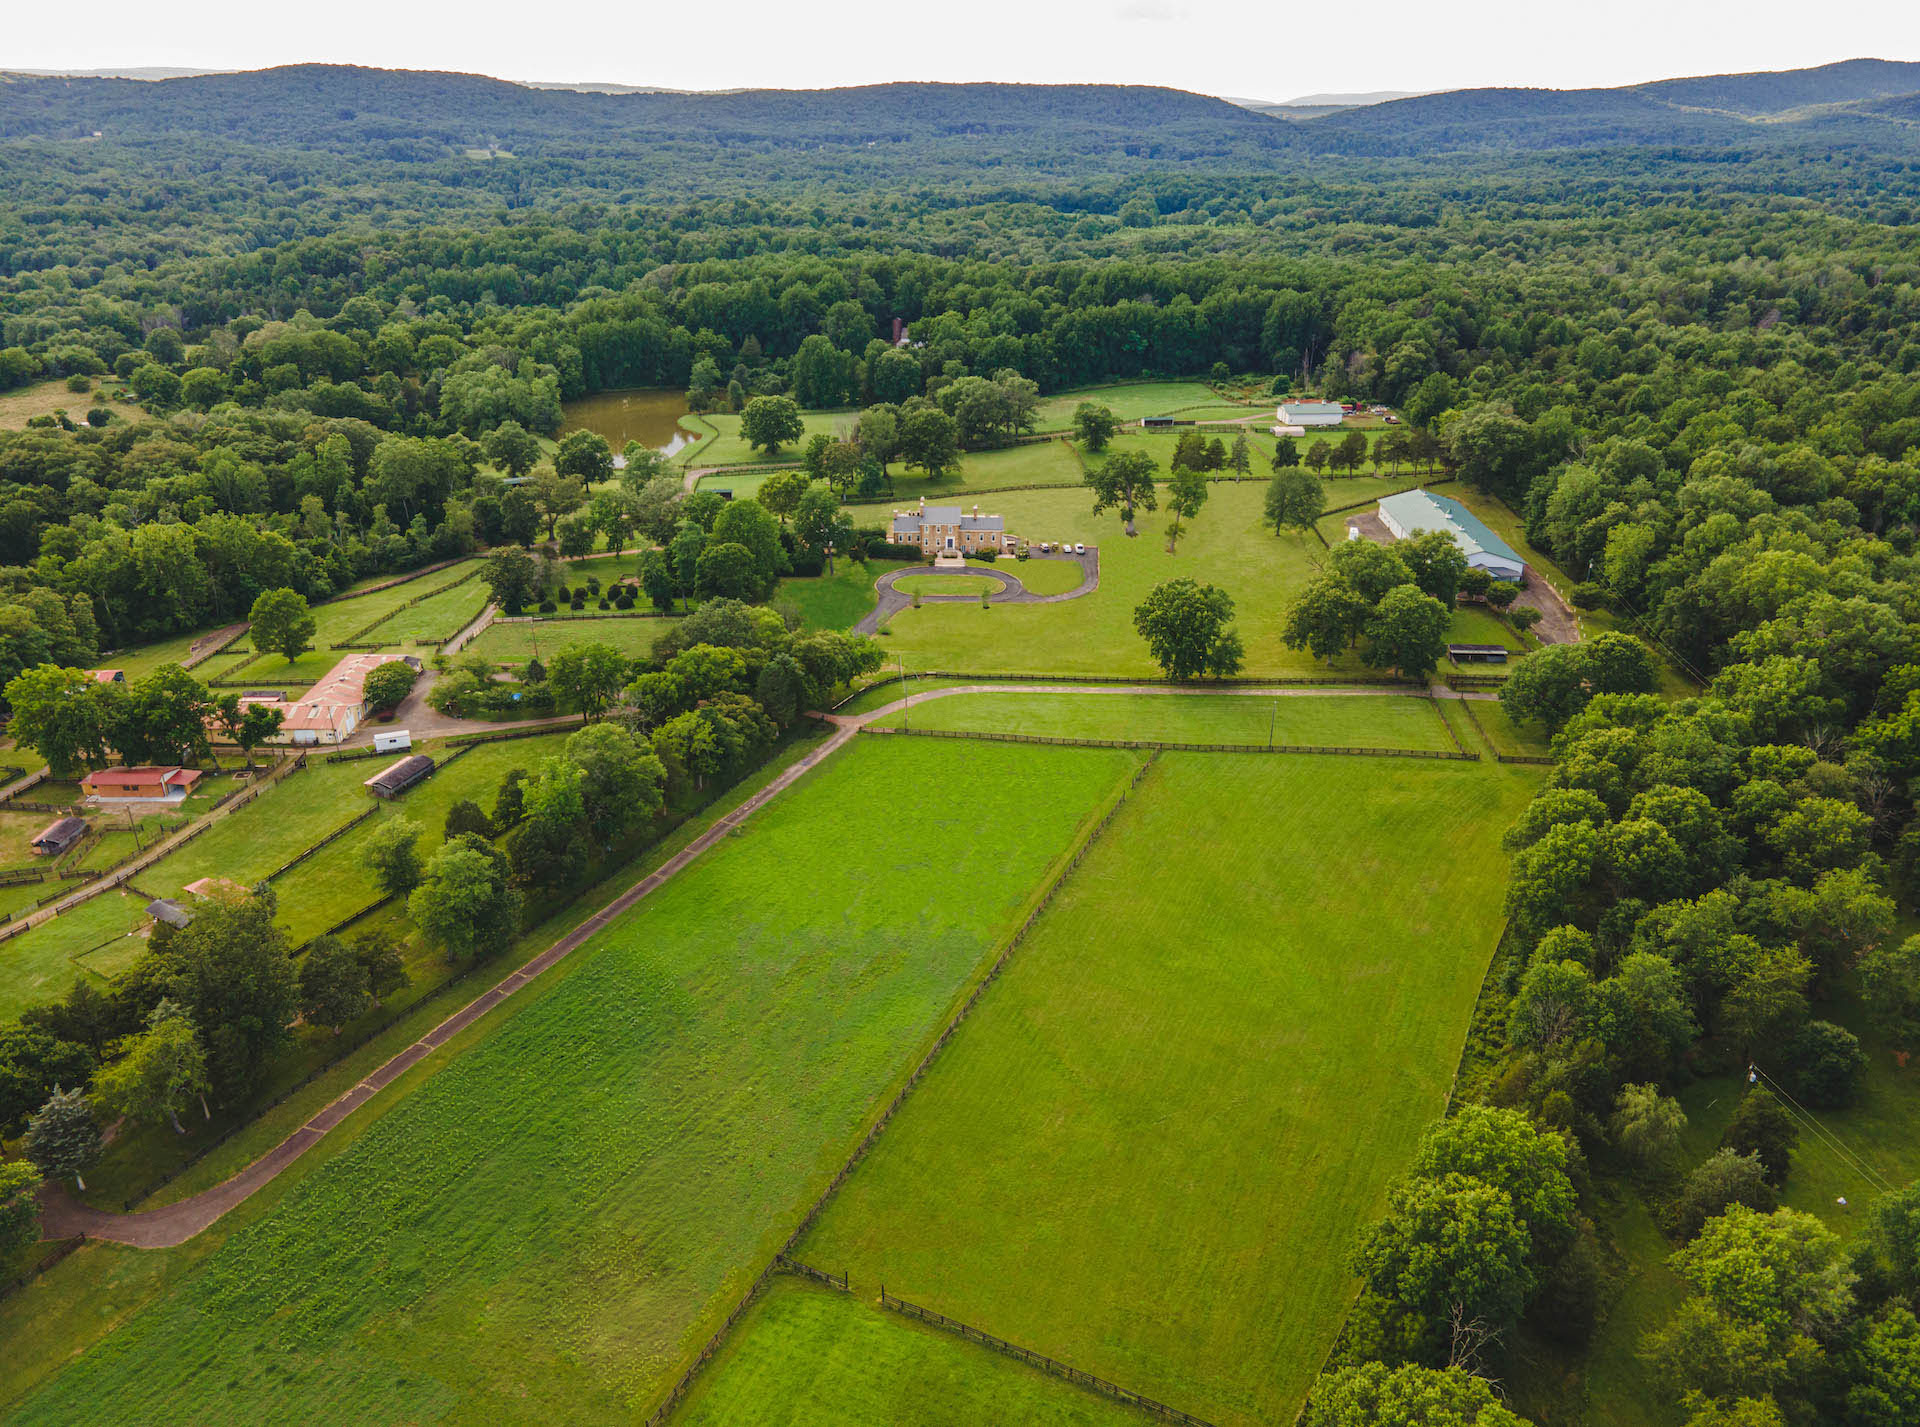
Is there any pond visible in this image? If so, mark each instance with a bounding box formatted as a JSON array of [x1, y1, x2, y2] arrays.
[[561, 388, 693, 458]]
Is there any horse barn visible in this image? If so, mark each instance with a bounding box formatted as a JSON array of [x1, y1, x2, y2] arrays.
[[364, 753, 434, 799], [30, 816, 88, 856], [1375, 489, 1527, 582]]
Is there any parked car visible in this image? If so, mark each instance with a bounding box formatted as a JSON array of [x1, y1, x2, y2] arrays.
[[1074, 542, 1086, 555], [1038, 541, 1051, 552]]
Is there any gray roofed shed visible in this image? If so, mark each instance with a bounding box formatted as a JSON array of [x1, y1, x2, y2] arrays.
[[365, 753, 435, 799]]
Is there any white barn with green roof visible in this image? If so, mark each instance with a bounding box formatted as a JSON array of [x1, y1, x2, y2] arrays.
[[1376, 489, 1526, 581]]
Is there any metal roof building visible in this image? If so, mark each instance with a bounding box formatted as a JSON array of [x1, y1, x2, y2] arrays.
[[1277, 402, 1345, 427], [31, 816, 88, 856], [1377, 489, 1527, 581]]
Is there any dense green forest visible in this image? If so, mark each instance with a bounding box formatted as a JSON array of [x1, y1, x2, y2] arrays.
[[0, 61, 1918, 1427]]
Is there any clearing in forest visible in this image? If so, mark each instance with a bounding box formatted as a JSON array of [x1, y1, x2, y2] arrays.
[[798, 752, 1542, 1426], [7, 737, 1141, 1427]]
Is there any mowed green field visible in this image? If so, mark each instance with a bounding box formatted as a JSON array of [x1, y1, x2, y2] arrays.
[[676, 1278, 1153, 1427], [870, 689, 1456, 750], [892, 574, 1003, 598], [11, 738, 1141, 1425], [467, 615, 681, 665], [799, 753, 1542, 1426], [854, 484, 1362, 677], [349, 574, 489, 647], [1035, 382, 1226, 424]]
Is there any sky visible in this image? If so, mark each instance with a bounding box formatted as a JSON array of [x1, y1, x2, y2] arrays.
[[7, 0, 1917, 102]]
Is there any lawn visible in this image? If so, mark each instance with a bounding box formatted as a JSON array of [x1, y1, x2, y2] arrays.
[[9, 737, 1140, 1425], [774, 565, 877, 631], [1009, 556, 1089, 595], [468, 615, 681, 665], [1447, 605, 1532, 662], [699, 438, 1085, 501], [0, 890, 151, 1022], [798, 753, 1543, 1426], [675, 1278, 1153, 1426], [848, 483, 1363, 678], [893, 574, 1002, 598], [869, 689, 1456, 750]]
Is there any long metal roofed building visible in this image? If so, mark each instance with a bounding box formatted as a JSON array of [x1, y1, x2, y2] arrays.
[[1375, 488, 1527, 581]]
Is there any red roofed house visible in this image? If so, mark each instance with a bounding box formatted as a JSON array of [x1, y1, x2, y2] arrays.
[[89, 669, 125, 684], [82, 766, 203, 802]]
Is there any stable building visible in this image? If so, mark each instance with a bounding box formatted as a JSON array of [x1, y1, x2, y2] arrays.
[[274, 653, 422, 747], [1376, 489, 1527, 582], [365, 754, 435, 799], [889, 500, 1014, 557], [82, 766, 203, 803], [1277, 401, 1345, 427], [30, 816, 88, 856]]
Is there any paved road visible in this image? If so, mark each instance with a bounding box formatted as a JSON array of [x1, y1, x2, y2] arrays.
[[853, 550, 1097, 635]]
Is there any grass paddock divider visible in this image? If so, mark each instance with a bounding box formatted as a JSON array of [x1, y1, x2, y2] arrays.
[[858, 724, 1474, 762], [879, 1287, 1217, 1427], [642, 752, 1162, 1427]]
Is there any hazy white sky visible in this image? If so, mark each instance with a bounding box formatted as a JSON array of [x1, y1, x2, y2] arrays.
[[8, 0, 1916, 101]]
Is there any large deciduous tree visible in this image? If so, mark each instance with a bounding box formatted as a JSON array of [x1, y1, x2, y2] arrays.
[[409, 834, 522, 963], [247, 587, 316, 665], [1132, 579, 1244, 682], [1086, 449, 1158, 532], [739, 395, 805, 456]]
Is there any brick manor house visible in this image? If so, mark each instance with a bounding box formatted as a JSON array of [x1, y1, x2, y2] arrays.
[[888, 499, 1016, 557]]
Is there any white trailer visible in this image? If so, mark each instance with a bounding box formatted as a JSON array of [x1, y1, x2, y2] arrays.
[[373, 729, 413, 754]]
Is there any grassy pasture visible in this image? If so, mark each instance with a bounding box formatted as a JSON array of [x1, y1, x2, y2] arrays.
[[346, 574, 488, 647], [1035, 382, 1226, 424], [0, 890, 151, 1022], [676, 1278, 1152, 1426], [870, 689, 1456, 750], [206, 645, 339, 689], [849, 483, 1357, 677], [263, 733, 575, 943], [467, 615, 681, 665], [679, 409, 859, 467], [9, 737, 1138, 1426], [0, 379, 118, 429], [799, 753, 1542, 1426]]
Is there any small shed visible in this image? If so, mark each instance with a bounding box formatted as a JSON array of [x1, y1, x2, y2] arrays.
[[147, 898, 193, 929], [1448, 644, 1510, 665], [365, 754, 435, 799], [30, 816, 88, 856]]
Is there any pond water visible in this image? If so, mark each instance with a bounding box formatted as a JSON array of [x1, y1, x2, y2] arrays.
[[561, 388, 693, 458]]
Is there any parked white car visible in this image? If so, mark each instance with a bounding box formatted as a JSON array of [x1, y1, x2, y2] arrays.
[[1074, 543, 1086, 555]]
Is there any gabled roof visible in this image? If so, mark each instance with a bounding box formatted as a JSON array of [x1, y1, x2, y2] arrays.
[[32, 815, 87, 846]]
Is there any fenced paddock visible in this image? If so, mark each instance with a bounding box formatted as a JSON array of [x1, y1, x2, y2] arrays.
[[863, 687, 1463, 756], [797, 752, 1545, 1426], [667, 1271, 1159, 1426]]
